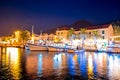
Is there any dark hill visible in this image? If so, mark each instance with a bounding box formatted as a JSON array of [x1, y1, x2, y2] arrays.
[[70, 20, 93, 30], [43, 27, 57, 34], [45, 20, 94, 34], [45, 20, 120, 34], [112, 20, 120, 26]]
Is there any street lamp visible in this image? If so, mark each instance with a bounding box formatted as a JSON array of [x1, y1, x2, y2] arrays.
[[15, 30, 20, 42]]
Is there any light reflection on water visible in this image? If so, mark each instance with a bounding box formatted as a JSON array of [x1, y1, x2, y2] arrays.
[[87, 53, 94, 79], [108, 54, 120, 80], [0, 47, 22, 79], [0, 47, 120, 80]]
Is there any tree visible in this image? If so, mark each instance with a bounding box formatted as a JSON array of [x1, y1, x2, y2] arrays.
[[92, 30, 100, 39], [53, 36, 61, 43], [68, 27, 75, 39], [68, 27, 75, 45], [92, 30, 100, 49], [20, 30, 30, 44], [1, 36, 10, 41], [79, 28, 86, 48], [113, 25, 120, 41]]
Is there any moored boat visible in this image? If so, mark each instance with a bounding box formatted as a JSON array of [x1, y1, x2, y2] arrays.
[[27, 44, 48, 51], [67, 48, 85, 53], [48, 46, 68, 52]]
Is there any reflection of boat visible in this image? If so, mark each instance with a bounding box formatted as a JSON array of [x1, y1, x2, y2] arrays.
[[67, 48, 85, 53], [25, 45, 30, 50], [48, 46, 67, 52], [107, 46, 120, 53], [27, 44, 48, 51]]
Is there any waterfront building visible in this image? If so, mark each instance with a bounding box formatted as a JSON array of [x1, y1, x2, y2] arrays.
[[28, 24, 114, 50], [55, 24, 114, 50], [48, 33, 54, 41], [29, 33, 55, 44], [56, 27, 69, 40], [85, 24, 114, 40], [56, 24, 114, 41]]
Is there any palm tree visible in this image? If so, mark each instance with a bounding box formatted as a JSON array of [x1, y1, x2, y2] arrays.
[[113, 25, 120, 41], [20, 30, 30, 44], [68, 27, 75, 45], [92, 30, 100, 49], [79, 28, 86, 48]]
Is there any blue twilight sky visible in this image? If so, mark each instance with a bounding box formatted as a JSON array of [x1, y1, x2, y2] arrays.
[[0, 0, 120, 35]]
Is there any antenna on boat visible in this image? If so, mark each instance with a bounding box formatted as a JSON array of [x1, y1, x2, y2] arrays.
[[40, 28, 42, 39], [32, 25, 34, 35]]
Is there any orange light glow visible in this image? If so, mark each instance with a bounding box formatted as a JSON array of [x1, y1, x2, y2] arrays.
[[6, 47, 22, 79]]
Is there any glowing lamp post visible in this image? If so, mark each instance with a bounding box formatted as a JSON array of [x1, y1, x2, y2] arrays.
[[15, 31, 20, 43]]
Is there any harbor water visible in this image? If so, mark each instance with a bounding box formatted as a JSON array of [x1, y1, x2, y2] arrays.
[[0, 47, 120, 80]]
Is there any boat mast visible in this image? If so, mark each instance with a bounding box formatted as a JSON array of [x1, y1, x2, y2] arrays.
[[40, 29, 42, 39], [32, 25, 34, 36], [31, 25, 34, 44]]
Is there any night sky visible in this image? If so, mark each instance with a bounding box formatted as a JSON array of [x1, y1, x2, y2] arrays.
[[0, 0, 120, 36]]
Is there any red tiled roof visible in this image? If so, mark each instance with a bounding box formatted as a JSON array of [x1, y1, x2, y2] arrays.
[[57, 24, 111, 31], [86, 24, 110, 30]]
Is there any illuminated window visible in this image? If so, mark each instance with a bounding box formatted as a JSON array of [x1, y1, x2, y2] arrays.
[[89, 32, 91, 34], [102, 30, 104, 34], [102, 36, 104, 39]]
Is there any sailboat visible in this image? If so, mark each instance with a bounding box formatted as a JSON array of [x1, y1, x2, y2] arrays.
[[27, 26, 48, 51], [28, 44, 48, 51]]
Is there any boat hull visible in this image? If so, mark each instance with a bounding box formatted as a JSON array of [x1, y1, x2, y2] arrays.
[[28, 45, 48, 51], [48, 46, 67, 52], [67, 49, 84, 53]]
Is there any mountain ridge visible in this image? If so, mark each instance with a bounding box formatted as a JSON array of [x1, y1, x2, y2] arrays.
[[44, 20, 120, 34]]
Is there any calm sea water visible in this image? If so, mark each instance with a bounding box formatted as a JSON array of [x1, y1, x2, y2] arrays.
[[0, 47, 120, 80]]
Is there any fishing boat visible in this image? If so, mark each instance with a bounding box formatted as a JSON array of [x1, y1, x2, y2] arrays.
[[27, 44, 48, 51], [48, 46, 68, 52], [67, 48, 85, 53]]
